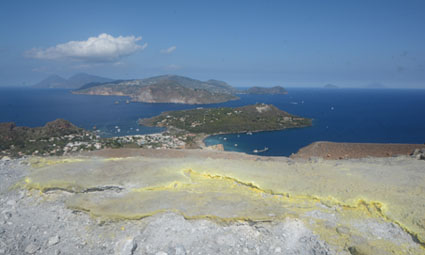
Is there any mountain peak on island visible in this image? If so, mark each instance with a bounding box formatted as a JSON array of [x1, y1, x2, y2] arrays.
[[74, 74, 239, 104], [139, 75, 236, 94], [32, 75, 68, 89], [33, 73, 113, 89]]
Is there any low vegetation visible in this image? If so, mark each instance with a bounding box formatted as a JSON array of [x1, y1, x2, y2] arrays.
[[0, 119, 100, 157], [139, 103, 312, 134]]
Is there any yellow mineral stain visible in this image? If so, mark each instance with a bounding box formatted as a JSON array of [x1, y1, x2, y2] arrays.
[[19, 155, 425, 253], [28, 157, 87, 168], [105, 157, 132, 161]]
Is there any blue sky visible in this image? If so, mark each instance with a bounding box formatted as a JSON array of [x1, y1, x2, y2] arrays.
[[1, 0, 424, 88]]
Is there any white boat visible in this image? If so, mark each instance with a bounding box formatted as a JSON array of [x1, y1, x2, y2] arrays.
[[253, 147, 269, 153]]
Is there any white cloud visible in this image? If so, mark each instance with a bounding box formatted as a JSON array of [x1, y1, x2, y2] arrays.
[[26, 33, 147, 62], [160, 46, 176, 54]]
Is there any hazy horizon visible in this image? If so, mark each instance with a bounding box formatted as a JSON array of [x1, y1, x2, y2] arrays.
[[1, 0, 424, 88]]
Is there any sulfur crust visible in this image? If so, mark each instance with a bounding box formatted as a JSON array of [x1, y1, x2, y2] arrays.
[[20, 155, 425, 253]]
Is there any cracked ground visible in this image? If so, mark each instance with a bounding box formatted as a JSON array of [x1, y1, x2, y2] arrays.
[[1, 149, 425, 254]]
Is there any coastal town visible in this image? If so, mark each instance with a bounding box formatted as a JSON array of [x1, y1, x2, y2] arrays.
[[0, 119, 204, 159], [1, 103, 313, 159], [103, 132, 200, 150]]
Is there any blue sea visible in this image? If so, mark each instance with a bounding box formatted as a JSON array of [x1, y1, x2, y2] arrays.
[[1, 87, 425, 156]]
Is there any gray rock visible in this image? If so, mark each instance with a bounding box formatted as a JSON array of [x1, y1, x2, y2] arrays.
[[48, 235, 60, 246], [3, 211, 12, 220], [1, 156, 11, 161], [411, 148, 425, 160], [24, 243, 40, 254], [114, 237, 137, 255], [336, 226, 350, 235], [6, 200, 16, 207], [175, 246, 186, 255], [155, 252, 168, 255]]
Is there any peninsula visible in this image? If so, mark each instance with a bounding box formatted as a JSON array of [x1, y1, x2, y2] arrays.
[[73, 75, 239, 104], [139, 103, 312, 134]]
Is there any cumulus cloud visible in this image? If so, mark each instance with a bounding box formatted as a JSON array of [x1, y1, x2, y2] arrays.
[[160, 46, 176, 54], [26, 33, 147, 62]]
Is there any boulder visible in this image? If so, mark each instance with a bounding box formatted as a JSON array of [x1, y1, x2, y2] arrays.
[[411, 148, 425, 160], [114, 237, 137, 255]]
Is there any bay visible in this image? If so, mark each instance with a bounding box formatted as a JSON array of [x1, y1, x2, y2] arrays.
[[1, 87, 424, 156]]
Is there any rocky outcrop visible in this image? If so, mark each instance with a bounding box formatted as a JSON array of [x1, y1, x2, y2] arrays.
[[411, 148, 425, 160], [292, 142, 425, 160]]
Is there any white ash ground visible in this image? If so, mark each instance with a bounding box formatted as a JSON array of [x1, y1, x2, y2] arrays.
[[0, 160, 334, 255], [1, 154, 424, 255]]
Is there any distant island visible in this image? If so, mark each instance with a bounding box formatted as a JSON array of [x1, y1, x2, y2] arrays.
[[366, 82, 386, 89], [324, 84, 338, 89], [34, 74, 291, 104], [73, 75, 239, 104], [33, 73, 113, 89], [240, 86, 288, 95], [139, 103, 312, 135]]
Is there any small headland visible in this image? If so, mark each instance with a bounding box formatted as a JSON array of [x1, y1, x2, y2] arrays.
[[292, 141, 425, 160]]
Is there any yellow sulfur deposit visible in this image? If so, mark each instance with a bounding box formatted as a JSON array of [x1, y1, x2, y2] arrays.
[[22, 153, 425, 254]]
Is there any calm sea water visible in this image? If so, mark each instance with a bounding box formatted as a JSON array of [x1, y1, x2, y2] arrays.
[[1, 87, 425, 156]]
